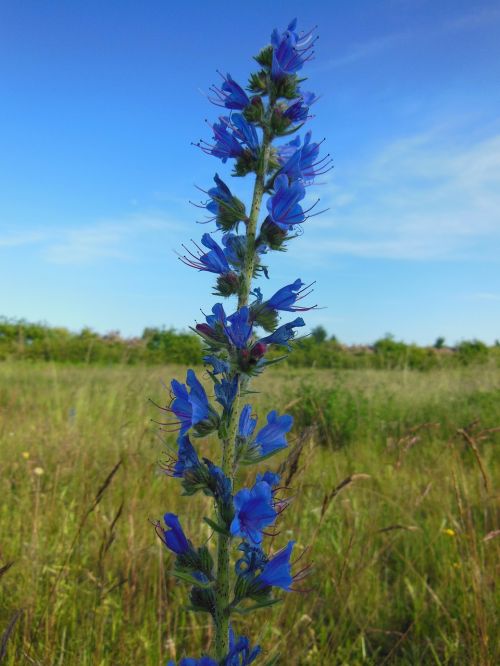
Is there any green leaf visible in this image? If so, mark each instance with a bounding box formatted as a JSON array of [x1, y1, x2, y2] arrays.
[[203, 517, 230, 536], [231, 598, 282, 615], [171, 570, 212, 589]]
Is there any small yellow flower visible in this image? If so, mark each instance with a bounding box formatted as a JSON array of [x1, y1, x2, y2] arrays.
[[33, 467, 44, 476], [22, 451, 30, 460], [443, 528, 456, 537], [453, 562, 461, 569]]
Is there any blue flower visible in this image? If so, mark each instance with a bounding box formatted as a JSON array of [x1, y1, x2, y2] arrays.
[[196, 303, 228, 344], [161, 513, 191, 555], [203, 355, 230, 375], [223, 628, 261, 665], [266, 174, 306, 230], [224, 307, 253, 349], [267, 278, 309, 312], [230, 481, 277, 544], [210, 72, 250, 110], [222, 234, 267, 271], [238, 404, 257, 438], [278, 131, 332, 182], [230, 113, 260, 155], [259, 317, 305, 349], [256, 541, 295, 590], [235, 542, 268, 577], [271, 19, 315, 80], [185, 369, 211, 426], [283, 91, 317, 123], [169, 369, 218, 435], [206, 173, 233, 215], [179, 233, 231, 275], [215, 376, 239, 411], [254, 410, 293, 455], [256, 471, 281, 488], [200, 117, 245, 162], [172, 434, 200, 478], [204, 459, 232, 503]]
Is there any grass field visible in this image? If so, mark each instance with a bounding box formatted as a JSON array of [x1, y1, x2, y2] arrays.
[[1, 362, 499, 665]]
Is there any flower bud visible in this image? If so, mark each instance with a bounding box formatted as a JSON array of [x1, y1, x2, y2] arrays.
[[215, 271, 240, 297]]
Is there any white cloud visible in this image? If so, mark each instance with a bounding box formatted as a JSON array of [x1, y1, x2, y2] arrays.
[[42, 213, 184, 264], [0, 231, 46, 247], [299, 129, 500, 261]]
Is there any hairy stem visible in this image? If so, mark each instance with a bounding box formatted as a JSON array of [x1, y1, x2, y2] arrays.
[[213, 123, 273, 661]]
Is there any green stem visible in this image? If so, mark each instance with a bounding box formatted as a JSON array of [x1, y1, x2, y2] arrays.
[[213, 123, 273, 661]]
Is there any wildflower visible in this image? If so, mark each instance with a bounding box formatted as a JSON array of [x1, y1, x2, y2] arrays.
[[199, 117, 245, 162], [179, 233, 232, 275], [266, 174, 306, 230], [443, 528, 456, 537], [168, 370, 219, 435], [22, 451, 30, 460], [160, 513, 191, 555], [278, 131, 332, 182], [283, 91, 317, 122], [230, 113, 260, 155], [214, 376, 239, 411], [209, 72, 250, 110], [196, 303, 228, 345], [254, 410, 293, 456], [270, 19, 315, 80], [224, 628, 261, 665], [224, 307, 253, 349], [235, 542, 268, 576], [200, 173, 247, 231], [238, 404, 257, 439], [172, 434, 200, 478], [259, 317, 305, 349], [256, 541, 295, 590], [252, 279, 316, 322], [33, 467, 44, 476], [231, 481, 277, 544], [256, 471, 281, 488], [203, 355, 230, 376], [204, 459, 232, 504]]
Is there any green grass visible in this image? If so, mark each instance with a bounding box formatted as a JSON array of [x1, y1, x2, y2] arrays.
[[1, 362, 499, 665]]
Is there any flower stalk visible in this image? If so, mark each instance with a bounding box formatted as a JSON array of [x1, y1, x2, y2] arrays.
[[158, 18, 327, 665]]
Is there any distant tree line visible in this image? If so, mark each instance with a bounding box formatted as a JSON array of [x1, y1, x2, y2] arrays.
[[0, 318, 498, 370]]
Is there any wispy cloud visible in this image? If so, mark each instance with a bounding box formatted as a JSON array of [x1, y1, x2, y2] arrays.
[[299, 128, 500, 261], [0, 231, 46, 248], [321, 31, 409, 70], [467, 292, 500, 302], [42, 213, 183, 264], [445, 6, 500, 31], [2, 213, 184, 265]]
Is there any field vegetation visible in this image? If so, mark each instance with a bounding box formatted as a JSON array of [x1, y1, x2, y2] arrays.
[[1, 361, 499, 664], [1, 318, 499, 371]]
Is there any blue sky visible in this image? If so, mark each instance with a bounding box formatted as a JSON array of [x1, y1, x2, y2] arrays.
[[1, 0, 499, 345]]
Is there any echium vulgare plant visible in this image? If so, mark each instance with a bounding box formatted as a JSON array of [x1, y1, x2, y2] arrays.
[[154, 18, 331, 665]]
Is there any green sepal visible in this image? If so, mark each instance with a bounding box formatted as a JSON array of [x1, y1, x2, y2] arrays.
[[214, 195, 247, 231], [276, 120, 306, 137], [250, 304, 279, 333], [254, 45, 273, 68], [233, 151, 259, 177], [214, 272, 240, 297], [188, 586, 217, 615], [271, 74, 300, 100], [243, 96, 265, 125]]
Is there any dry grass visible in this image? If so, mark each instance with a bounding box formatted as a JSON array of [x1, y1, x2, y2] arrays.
[[0, 361, 499, 665]]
